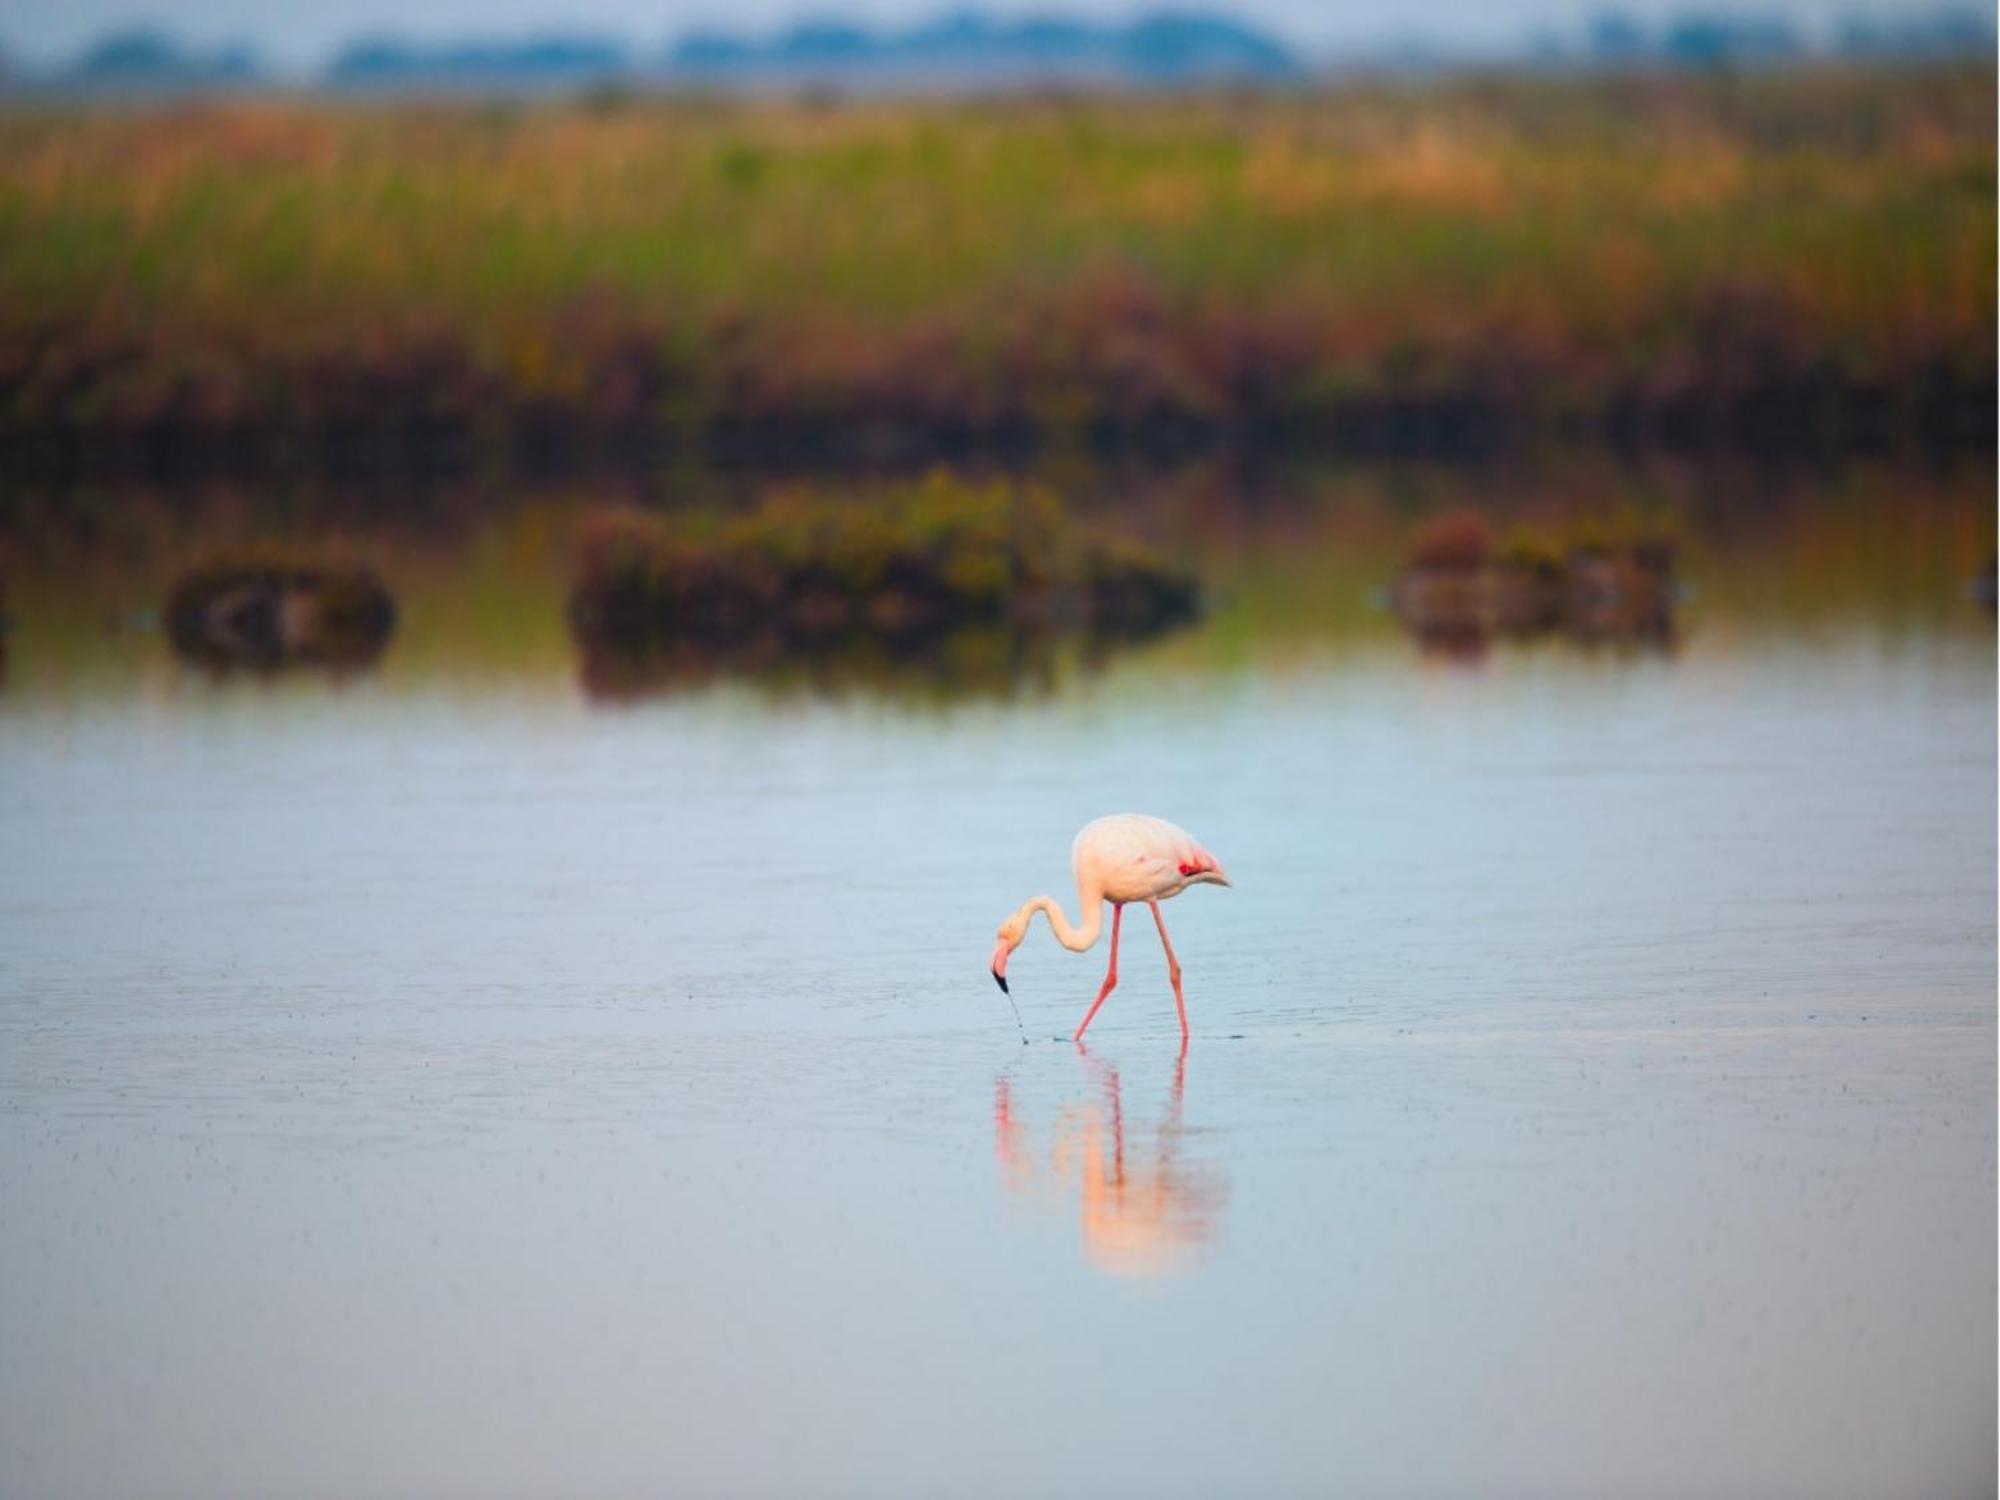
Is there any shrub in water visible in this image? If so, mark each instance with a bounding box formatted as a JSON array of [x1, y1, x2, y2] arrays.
[[165, 555, 396, 670], [569, 473, 1199, 658]]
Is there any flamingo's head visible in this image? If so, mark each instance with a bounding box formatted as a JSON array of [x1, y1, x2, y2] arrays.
[[990, 911, 1029, 993], [1178, 851, 1232, 889]]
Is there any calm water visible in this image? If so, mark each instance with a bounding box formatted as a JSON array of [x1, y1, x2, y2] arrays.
[[1, 465, 1993, 1497]]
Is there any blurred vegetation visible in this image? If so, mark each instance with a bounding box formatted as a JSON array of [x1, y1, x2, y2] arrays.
[[0, 454, 1987, 697], [0, 65, 1991, 469], [164, 551, 396, 671], [567, 471, 1200, 701], [1393, 506, 1676, 652], [568, 470, 1198, 665]]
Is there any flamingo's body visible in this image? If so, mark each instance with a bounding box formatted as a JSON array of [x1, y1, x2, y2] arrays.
[[989, 813, 1229, 1042]]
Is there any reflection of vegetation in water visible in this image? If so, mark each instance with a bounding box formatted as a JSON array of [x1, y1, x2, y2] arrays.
[[1681, 467, 1996, 638], [567, 472, 1201, 698], [579, 625, 1089, 706], [0, 459, 1988, 698], [0, 480, 584, 692], [1389, 508, 1676, 656], [0, 68, 1990, 457], [1113, 455, 1992, 677]]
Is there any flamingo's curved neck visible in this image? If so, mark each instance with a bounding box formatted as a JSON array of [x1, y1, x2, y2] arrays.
[[1023, 884, 1105, 953]]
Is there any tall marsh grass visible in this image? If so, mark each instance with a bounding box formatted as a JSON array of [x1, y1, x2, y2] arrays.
[[0, 66, 1991, 463]]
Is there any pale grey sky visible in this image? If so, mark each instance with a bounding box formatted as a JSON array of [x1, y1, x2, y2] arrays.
[[0, 0, 1962, 70]]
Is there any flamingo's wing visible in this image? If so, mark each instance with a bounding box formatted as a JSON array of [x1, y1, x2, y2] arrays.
[[1079, 813, 1199, 902]]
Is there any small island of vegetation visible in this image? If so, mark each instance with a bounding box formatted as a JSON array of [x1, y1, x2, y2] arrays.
[[1391, 509, 1675, 649], [166, 555, 397, 670], [567, 473, 1199, 693]]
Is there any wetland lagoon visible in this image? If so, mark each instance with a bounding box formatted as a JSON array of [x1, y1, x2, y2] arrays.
[[0, 453, 1992, 1496]]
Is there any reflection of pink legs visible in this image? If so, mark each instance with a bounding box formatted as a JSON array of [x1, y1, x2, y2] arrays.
[[994, 1079, 1023, 1176], [1104, 1063, 1125, 1184], [1149, 899, 1189, 1040], [1073, 904, 1121, 1042]]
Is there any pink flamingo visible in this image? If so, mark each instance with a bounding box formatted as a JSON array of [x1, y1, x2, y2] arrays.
[[988, 814, 1230, 1042]]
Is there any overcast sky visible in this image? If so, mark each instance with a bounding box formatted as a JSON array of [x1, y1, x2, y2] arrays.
[[0, 0, 1965, 70]]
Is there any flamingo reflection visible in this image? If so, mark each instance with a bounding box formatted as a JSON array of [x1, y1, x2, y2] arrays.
[[994, 1043, 1227, 1280]]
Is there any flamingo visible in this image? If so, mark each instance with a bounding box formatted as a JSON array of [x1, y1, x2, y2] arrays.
[[988, 813, 1230, 1042]]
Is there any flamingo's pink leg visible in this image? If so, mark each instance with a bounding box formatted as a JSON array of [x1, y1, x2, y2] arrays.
[[1072, 904, 1121, 1042], [1148, 899, 1189, 1040]]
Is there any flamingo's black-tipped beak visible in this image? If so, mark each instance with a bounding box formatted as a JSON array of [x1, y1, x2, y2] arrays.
[[989, 939, 1012, 994]]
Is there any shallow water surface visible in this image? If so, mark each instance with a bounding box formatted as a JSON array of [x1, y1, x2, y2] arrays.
[[0, 469, 1993, 1497]]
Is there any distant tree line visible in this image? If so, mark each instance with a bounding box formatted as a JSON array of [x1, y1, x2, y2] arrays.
[[1, 6, 1991, 95], [1551, 7, 1994, 65]]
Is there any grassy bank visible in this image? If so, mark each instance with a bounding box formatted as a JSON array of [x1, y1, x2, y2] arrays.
[[1, 66, 1992, 469]]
